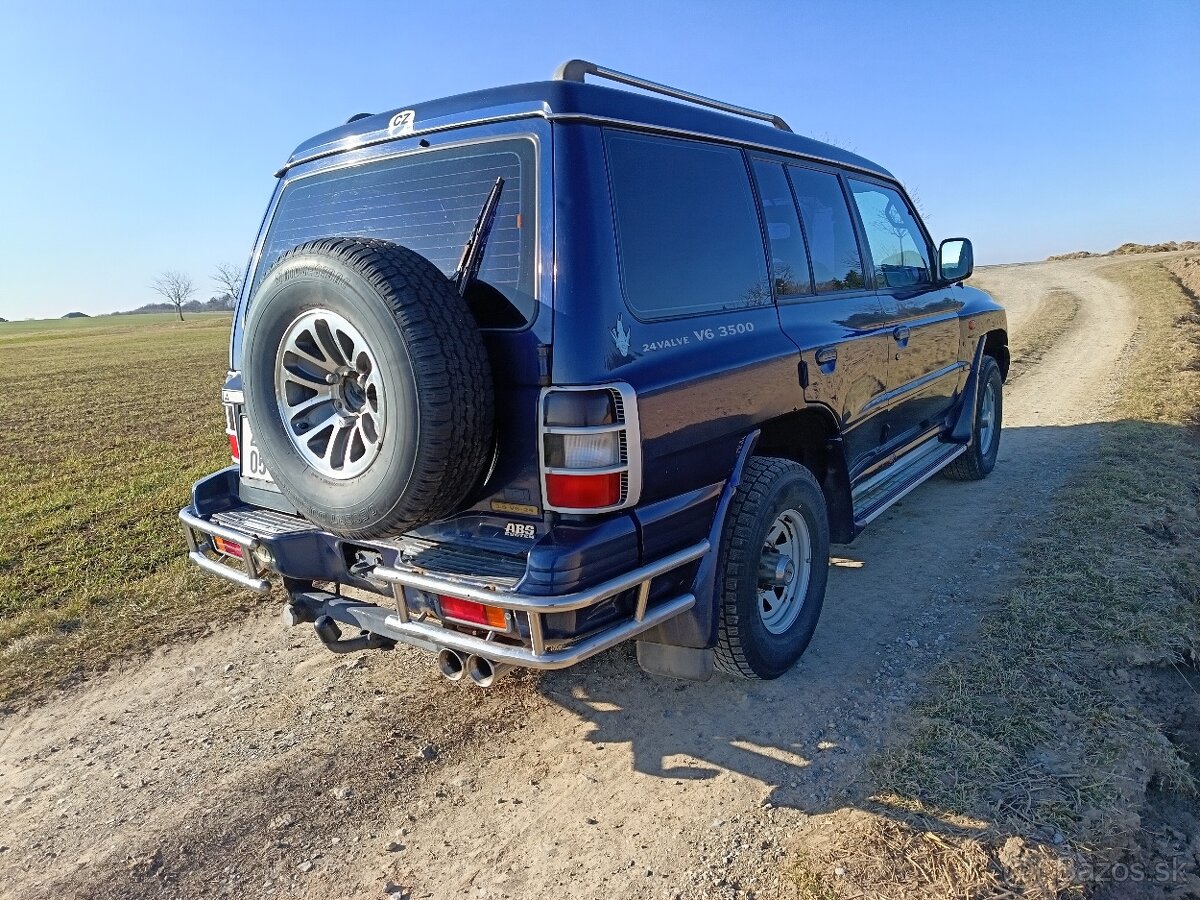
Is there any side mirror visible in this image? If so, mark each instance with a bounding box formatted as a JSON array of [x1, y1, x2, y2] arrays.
[[939, 238, 973, 282]]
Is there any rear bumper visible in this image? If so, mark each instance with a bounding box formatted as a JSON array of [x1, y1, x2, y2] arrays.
[[179, 500, 709, 669]]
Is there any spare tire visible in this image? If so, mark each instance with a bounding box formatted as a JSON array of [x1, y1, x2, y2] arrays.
[[242, 237, 494, 539]]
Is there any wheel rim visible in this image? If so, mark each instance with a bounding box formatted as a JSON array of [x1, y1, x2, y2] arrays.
[[979, 381, 998, 454], [758, 508, 812, 635], [274, 309, 385, 480]]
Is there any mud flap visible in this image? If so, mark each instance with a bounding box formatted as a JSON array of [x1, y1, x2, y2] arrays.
[[949, 337, 988, 444], [634, 429, 761, 651], [635, 641, 714, 681]]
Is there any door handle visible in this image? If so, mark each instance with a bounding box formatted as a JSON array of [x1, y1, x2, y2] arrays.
[[815, 347, 837, 368], [892, 325, 911, 348]]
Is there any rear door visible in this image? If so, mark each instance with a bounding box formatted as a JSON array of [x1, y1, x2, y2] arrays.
[[236, 125, 552, 519], [847, 178, 965, 443], [753, 159, 892, 476]]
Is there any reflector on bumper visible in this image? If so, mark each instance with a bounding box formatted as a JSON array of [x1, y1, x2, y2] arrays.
[[438, 595, 509, 630], [212, 535, 244, 559]]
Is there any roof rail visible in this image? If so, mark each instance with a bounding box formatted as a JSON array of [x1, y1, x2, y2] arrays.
[[553, 59, 793, 133]]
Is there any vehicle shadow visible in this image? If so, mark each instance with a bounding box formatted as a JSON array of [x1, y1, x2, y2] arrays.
[[530, 420, 1128, 816]]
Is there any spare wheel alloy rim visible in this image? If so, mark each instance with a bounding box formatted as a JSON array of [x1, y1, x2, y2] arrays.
[[274, 309, 386, 480]]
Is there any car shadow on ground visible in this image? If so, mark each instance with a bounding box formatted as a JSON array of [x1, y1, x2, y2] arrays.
[[529, 420, 1132, 817]]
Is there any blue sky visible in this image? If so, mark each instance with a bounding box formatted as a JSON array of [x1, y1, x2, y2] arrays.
[[1, 0, 1196, 320]]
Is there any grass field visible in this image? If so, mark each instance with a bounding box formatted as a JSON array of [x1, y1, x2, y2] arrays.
[[0, 313, 255, 703], [0, 310, 230, 335]]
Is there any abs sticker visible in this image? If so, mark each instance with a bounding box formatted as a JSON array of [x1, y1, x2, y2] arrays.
[[504, 522, 536, 540]]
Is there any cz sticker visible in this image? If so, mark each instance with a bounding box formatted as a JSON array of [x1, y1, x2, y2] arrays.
[[388, 110, 415, 135]]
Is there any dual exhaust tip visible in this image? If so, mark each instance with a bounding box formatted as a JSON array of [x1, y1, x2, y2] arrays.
[[437, 649, 510, 688]]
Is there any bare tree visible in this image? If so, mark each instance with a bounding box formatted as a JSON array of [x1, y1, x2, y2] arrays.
[[907, 187, 930, 224], [151, 271, 195, 322], [876, 206, 912, 267], [212, 263, 245, 310]]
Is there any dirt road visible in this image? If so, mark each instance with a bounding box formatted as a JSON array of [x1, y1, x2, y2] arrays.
[[0, 257, 1142, 900]]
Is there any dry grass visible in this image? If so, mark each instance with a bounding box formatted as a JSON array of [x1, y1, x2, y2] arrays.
[[0, 313, 256, 704], [792, 811, 1073, 900], [791, 256, 1200, 899], [1121, 258, 1200, 420]]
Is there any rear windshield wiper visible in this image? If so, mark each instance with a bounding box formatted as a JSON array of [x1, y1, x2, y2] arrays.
[[454, 177, 505, 298]]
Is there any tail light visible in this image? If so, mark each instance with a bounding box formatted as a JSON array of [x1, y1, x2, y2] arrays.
[[539, 383, 641, 513], [224, 402, 239, 462]]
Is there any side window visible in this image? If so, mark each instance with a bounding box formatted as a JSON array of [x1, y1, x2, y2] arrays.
[[605, 131, 770, 318], [848, 180, 932, 289], [786, 167, 866, 293], [751, 160, 813, 298]]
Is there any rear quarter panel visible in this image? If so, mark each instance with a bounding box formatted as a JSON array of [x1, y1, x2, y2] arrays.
[[550, 123, 801, 503]]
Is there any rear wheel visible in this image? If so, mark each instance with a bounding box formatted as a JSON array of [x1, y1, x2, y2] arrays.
[[944, 355, 1003, 481], [715, 457, 830, 680]]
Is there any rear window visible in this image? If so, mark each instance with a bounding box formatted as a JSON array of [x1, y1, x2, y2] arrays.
[[252, 138, 537, 325], [605, 131, 770, 319]]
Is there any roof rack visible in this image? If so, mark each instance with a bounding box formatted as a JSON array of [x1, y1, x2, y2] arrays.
[[553, 59, 793, 133]]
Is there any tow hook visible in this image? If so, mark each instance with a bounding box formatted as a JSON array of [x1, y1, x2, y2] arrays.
[[313, 614, 342, 644], [348, 550, 382, 579], [312, 614, 395, 654]]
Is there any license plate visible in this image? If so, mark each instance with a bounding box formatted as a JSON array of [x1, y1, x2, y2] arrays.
[[239, 417, 274, 484]]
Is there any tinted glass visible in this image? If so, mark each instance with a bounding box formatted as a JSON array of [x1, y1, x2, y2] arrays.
[[606, 132, 770, 318], [751, 160, 813, 297], [848, 180, 932, 289], [253, 139, 536, 321], [786, 167, 865, 293]]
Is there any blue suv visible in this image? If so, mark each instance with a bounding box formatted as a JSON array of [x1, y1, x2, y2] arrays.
[[180, 60, 1008, 685]]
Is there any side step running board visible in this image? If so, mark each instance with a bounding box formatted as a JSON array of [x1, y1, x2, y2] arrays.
[[851, 438, 966, 528]]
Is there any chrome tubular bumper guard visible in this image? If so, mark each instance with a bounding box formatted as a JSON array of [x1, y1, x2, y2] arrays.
[[180, 503, 710, 670], [179, 508, 272, 594], [369, 540, 709, 669]]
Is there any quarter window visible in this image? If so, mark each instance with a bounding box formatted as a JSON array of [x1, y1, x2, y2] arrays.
[[751, 161, 813, 298], [786, 167, 866, 293], [848, 180, 932, 289], [605, 131, 770, 318]]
